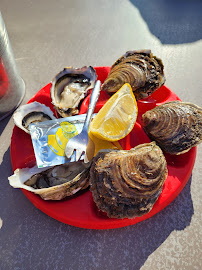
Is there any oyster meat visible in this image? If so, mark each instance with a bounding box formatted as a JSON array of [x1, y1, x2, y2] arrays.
[[142, 101, 202, 155], [90, 142, 167, 219], [13, 101, 56, 134], [102, 50, 165, 100], [51, 66, 97, 117], [8, 161, 91, 200]]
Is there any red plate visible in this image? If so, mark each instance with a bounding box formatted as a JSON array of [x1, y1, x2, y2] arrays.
[[10, 67, 197, 229]]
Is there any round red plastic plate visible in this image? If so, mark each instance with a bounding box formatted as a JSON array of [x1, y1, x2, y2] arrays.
[[10, 67, 197, 229]]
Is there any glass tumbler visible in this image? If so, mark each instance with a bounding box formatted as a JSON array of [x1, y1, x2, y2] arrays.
[[0, 11, 25, 121]]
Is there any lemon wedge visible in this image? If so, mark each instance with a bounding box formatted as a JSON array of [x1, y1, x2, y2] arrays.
[[89, 83, 138, 141]]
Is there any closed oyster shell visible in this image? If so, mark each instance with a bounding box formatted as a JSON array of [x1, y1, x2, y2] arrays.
[[8, 162, 91, 200], [90, 142, 167, 219], [13, 101, 56, 134], [51, 66, 97, 117], [102, 50, 165, 100], [142, 101, 202, 155]]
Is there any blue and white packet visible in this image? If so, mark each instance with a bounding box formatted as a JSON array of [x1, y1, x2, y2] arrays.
[[29, 114, 94, 168]]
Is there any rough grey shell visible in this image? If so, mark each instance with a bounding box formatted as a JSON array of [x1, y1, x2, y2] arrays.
[[8, 161, 91, 200], [90, 142, 167, 219], [13, 101, 56, 134], [142, 101, 202, 155], [51, 66, 97, 117], [102, 50, 165, 100]]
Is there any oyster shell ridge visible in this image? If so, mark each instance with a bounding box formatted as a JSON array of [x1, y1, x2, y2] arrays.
[[90, 142, 168, 219], [142, 101, 202, 155]]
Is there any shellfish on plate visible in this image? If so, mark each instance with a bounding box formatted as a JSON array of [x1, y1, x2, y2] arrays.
[[8, 161, 91, 200], [102, 50, 165, 100], [50, 66, 97, 117], [13, 101, 56, 134], [90, 142, 168, 219], [9, 66, 198, 229], [142, 101, 202, 155]]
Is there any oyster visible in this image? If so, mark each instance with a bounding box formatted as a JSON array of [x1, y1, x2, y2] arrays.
[[90, 142, 167, 219], [142, 101, 202, 155], [13, 101, 56, 134], [8, 162, 91, 200], [51, 66, 97, 117], [102, 50, 165, 100]]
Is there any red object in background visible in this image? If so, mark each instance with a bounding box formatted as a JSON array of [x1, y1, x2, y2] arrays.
[[0, 59, 9, 98], [10, 66, 196, 229]]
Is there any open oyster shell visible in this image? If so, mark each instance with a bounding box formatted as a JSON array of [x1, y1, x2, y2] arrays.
[[13, 101, 56, 134], [51, 66, 97, 117], [102, 50, 165, 100], [90, 142, 167, 219], [8, 162, 91, 200], [142, 101, 202, 155]]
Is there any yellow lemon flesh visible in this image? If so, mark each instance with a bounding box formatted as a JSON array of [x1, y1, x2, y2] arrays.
[[89, 83, 138, 141], [86, 130, 122, 160]]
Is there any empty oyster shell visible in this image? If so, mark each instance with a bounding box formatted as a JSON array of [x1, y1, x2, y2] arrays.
[[142, 101, 202, 155], [51, 66, 97, 117], [90, 142, 167, 219], [8, 162, 91, 200], [13, 101, 56, 134], [102, 50, 165, 100]]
